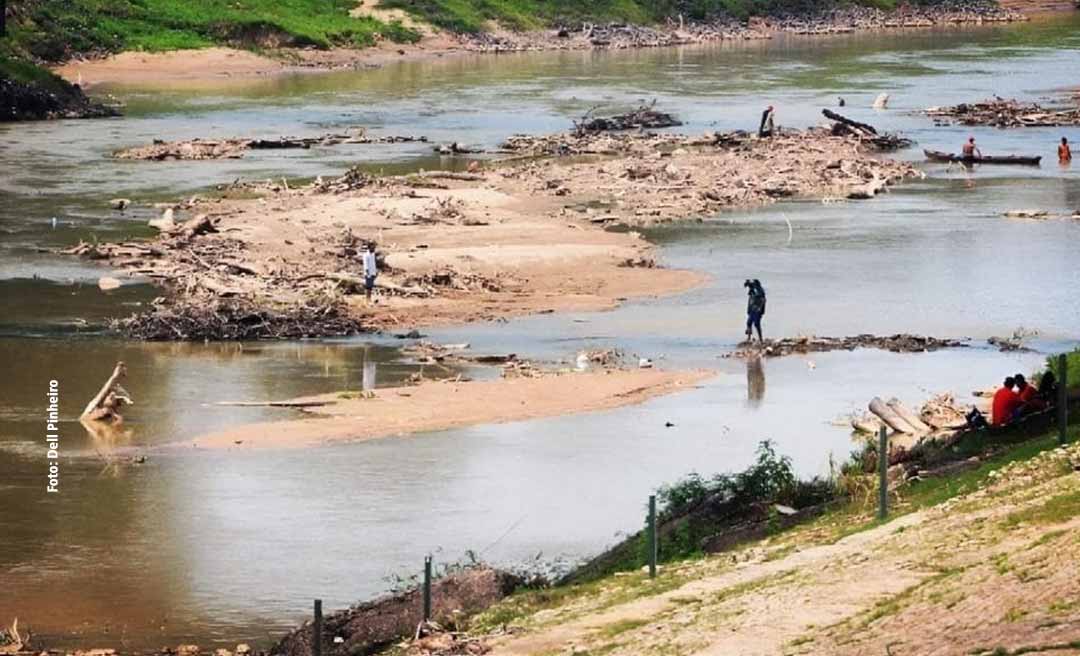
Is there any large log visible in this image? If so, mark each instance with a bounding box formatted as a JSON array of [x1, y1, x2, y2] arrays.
[[823, 109, 878, 135], [886, 398, 933, 434], [869, 396, 918, 434]]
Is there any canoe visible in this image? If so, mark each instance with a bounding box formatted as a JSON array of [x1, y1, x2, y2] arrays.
[[924, 149, 1041, 166]]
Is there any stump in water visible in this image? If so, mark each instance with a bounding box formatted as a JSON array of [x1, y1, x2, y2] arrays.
[[81, 362, 133, 422]]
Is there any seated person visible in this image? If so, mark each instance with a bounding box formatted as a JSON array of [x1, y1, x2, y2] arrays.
[[1038, 370, 1058, 405], [991, 376, 1023, 426], [1014, 373, 1046, 412]]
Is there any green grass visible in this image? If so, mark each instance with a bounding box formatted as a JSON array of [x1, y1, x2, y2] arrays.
[[378, 0, 906, 32], [2, 0, 421, 63], [1002, 489, 1080, 528]]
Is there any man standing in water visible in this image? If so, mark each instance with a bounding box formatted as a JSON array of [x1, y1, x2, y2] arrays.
[[744, 279, 766, 343], [1059, 137, 1072, 164], [362, 241, 378, 303], [758, 105, 775, 138]]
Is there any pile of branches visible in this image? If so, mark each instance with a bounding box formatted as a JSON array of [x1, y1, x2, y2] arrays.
[[574, 101, 682, 134], [115, 133, 429, 161], [113, 297, 364, 340], [733, 333, 968, 358], [924, 97, 1080, 128]]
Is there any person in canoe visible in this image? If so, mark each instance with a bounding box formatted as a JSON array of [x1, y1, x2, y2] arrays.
[[962, 136, 982, 160], [1060, 136, 1072, 164]]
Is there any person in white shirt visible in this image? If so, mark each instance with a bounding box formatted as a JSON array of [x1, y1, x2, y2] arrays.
[[362, 242, 378, 302]]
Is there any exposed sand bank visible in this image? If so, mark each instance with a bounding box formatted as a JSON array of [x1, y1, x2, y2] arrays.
[[68, 126, 918, 340], [186, 368, 712, 450]]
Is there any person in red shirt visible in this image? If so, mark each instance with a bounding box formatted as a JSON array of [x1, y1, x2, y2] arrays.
[[1014, 374, 1046, 412], [991, 376, 1022, 426]]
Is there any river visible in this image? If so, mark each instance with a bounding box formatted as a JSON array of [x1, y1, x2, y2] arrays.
[[1, 15, 1079, 649]]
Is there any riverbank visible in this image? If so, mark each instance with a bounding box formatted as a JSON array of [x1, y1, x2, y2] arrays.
[[67, 126, 917, 339], [46, 0, 1036, 89], [183, 367, 711, 450], [388, 411, 1080, 656], [0, 56, 117, 121]]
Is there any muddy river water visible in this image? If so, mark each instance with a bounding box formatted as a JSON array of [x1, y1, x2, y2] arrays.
[[2, 15, 1080, 648]]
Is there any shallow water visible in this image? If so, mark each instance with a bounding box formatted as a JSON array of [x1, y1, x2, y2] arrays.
[[2, 15, 1080, 649]]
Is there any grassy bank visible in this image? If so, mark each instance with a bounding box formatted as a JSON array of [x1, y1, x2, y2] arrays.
[[377, 0, 901, 32], [1, 0, 419, 64], [456, 394, 1080, 654]]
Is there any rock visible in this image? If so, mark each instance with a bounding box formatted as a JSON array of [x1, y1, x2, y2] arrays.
[[149, 208, 177, 232], [1003, 209, 1049, 219], [234, 645, 250, 656], [109, 198, 131, 211], [98, 276, 122, 291]]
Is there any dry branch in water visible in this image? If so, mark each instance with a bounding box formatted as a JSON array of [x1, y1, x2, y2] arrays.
[[81, 362, 132, 422]]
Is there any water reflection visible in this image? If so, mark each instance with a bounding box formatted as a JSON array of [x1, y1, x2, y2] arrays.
[[746, 356, 766, 407]]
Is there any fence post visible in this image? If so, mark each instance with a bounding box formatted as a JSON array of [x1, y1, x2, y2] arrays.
[[878, 426, 888, 520], [313, 599, 322, 656], [648, 494, 657, 578], [423, 555, 433, 621], [1059, 354, 1069, 445]]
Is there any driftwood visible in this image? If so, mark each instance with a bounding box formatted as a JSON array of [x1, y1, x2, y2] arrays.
[[81, 362, 132, 422], [114, 133, 429, 161], [732, 334, 967, 358], [886, 398, 933, 434], [823, 108, 877, 134], [869, 396, 919, 434], [823, 109, 912, 151], [0, 618, 25, 656], [924, 97, 1080, 128], [574, 100, 682, 134]]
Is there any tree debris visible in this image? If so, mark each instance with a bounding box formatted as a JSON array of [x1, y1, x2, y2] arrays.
[[115, 132, 429, 161], [574, 101, 682, 133], [924, 96, 1080, 128], [729, 334, 967, 358]]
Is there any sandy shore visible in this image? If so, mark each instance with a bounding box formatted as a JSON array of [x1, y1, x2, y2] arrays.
[[186, 368, 712, 449]]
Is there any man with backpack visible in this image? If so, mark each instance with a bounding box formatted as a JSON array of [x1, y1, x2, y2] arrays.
[[744, 279, 766, 343]]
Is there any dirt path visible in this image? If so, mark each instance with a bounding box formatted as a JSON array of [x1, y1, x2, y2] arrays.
[[184, 368, 711, 450], [480, 443, 1080, 656]]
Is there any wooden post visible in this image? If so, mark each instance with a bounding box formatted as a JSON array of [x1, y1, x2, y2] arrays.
[[423, 555, 432, 621], [313, 599, 322, 656], [1059, 354, 1069, 445], [648, 494, 657, 578], [878, 426, 888, 520]]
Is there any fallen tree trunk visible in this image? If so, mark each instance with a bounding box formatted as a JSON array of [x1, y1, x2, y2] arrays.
[[823, 108, 878, 134], [887, 398, 933, 434], [869, 396, 918, 434]]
